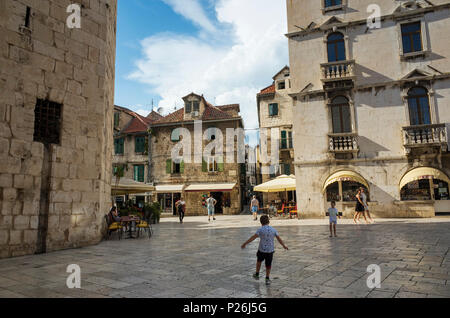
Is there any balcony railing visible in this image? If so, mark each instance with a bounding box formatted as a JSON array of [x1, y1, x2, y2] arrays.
[[329, 133, 359, 153], [403, 124, 448, 152], [320, 60, 355, 82]]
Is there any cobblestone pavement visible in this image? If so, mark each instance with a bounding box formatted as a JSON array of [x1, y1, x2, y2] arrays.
[[0, 216, 449, 298]]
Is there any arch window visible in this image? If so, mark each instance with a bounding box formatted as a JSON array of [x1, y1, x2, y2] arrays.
[[407, 87, 431, 125], [327, 32, 346, 62], [330, 96, 351, 133]]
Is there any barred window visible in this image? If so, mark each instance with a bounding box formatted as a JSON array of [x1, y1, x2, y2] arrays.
[[33, 99, 62, 145]]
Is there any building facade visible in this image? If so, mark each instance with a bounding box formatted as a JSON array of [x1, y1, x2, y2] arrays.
[[150, 93, 245, 215], [287, 0, 450, 217], [112, 105, 162, 207], [257, 66, 296, 204], [0, 0, 117, 258]]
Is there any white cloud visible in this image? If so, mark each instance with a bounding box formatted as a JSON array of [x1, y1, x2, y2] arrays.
[[128, 0, 288, 145], [162, 0, 217, 34]]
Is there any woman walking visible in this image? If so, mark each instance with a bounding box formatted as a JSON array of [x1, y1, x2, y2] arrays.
[[360, 188, 374, 223], [353, 188, 368, 224]]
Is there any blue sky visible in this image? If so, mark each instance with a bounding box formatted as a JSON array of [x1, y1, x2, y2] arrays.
[[114, 0, 288, 144]]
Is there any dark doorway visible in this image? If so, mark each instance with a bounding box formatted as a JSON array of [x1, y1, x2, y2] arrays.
[[211, 192, 224, 214], [172, 193, 181, 215]]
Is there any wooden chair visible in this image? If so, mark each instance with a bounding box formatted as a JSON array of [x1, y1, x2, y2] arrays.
[[104, 214, 123, 240], [136, 209, 153, 239]]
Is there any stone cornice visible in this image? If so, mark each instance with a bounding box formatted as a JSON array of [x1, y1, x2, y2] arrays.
[[285, 3, 450, 39]]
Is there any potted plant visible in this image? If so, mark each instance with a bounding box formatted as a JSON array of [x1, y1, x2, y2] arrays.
[[150, 202, 161, 224]]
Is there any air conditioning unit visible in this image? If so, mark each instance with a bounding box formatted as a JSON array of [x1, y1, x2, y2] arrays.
[[192, 111, 199, 117]]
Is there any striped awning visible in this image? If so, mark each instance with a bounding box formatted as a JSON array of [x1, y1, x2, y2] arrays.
[[323, 170, 369, 192], [400, 167, 450, 189], [184, 183, 236, 192], [155, 184, 185, 193], [111, 178, 155, 195]]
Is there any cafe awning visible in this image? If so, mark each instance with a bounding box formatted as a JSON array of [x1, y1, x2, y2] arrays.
[[111, 178, 155, 195], [254, 175, 296, 193], [184, 183, 236, 192], [155, 184, 185, 193], [399, 167, 450, 189], [323, 170, 369, 192]]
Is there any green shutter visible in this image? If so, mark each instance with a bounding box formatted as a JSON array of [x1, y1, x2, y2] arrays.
[[180, 160, 185, 174], [284, 164, 290, 176], [281, 130, 287, 149], [274, 103, 278, 115], [134, 165, 138, 181], [288, 131, 293, 148], [135, 136, 145, 153], [114, 138, 124, 154], [166, 159, 172, 174], [218, 156, 224, 172], [202, 157, 207, 172]]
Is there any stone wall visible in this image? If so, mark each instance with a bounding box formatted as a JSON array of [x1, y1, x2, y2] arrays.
[[0, 0, 117, 258]]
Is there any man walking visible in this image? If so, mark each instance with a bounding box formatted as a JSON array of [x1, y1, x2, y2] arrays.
[[206, 193, 217, 222], [175, 197, 186, 224], [250, 195, 259, 221]]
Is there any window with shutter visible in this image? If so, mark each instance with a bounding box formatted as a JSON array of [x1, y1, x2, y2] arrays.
[[281, 131, 287, 149], [134, 165, 145, 182], [135, 136, 146, 153], [114, 138, 124, 155], [269, 103, 279, 116], [166, 159, 172, 174]]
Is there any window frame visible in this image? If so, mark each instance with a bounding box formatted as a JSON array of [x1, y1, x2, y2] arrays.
[[114, 137, 124, 155], [401, 21, 423, 54], [268, 103, 279, 117], [135, 135, 146, 153], [330, 96, 352, 134], [322, 0, 344, 13], [396, 17, 430, 60], [327, 32, 346, 63], [133, 164, 145, 183], [407, 87, 431, 126]]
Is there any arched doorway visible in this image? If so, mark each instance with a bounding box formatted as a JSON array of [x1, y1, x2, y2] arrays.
[[323, 170, 370, 213], [399, 167, 450, 213]]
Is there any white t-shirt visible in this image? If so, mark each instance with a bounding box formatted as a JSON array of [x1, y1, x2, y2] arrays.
[[206, 197, 216, 208], [328, 207, 338, 222]]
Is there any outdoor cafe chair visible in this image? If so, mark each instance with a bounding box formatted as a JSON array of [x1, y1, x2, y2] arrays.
[[104, 214, 124, 240], [136, 210, 153, 239], [289, 205, 298, 219], [277, 203, 285, 217]]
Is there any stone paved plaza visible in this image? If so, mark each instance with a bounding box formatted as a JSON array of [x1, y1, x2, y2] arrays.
[[0, 215, 449, 298]]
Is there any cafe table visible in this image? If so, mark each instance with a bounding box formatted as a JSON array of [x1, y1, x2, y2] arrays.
[[120, 216, 140, 239]]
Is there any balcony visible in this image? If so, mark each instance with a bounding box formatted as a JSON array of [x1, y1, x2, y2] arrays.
[[403, 124, 448, 154], [329, 133, 359, 156], [320, 60, 355, 91]]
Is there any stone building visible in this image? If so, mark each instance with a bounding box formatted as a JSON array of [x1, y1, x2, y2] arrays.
[[0, 0, 117, 258], [286, 0, 450, 217], [150, 93, 245, 216], [112, 105, 162, 207], [256, 66, 296, 204]]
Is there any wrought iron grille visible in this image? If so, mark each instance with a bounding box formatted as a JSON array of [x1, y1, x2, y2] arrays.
[[33, 99, 62, 145]]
